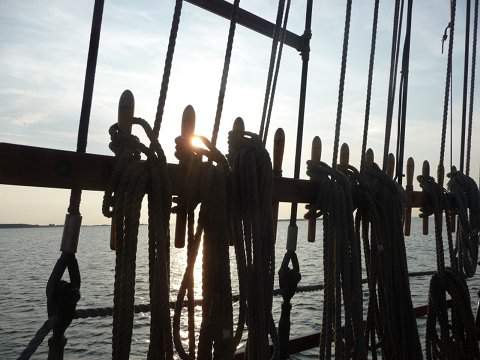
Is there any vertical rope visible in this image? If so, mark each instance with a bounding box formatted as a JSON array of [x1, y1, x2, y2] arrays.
[[332, 0, 353, 167], [460, 0, 472, 173], [153, 0, 183, 139], [395, 0, 413, 185], [467, 0, 478, 175], [262, 0, 291, 145], [441, 1, 457, 170], [259, 0, 286, 138], [211, 0, 240, 146], [382, 0, 405, 170], [361, 0, 380, 171]]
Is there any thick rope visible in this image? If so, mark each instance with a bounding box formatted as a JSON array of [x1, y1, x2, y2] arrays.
[[360, 0, 380, 171], [447, 169, 480, 278], [153, 0, 183, 138], [173, 136, 238, 359], [425, 269, 479, 360], [467, 0, 478, 176], [103, 118, 172, 360], [355, 161, 422, 359], [211, 0, 240, 146], [229, 129, 278, 359], [332, 0, 352, 167], [307, 161, 365, 359]]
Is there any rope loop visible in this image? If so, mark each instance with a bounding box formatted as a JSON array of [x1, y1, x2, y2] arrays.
[[278, 251, 301, 303], [46, 253, 81, 347], [447, 169, 480, 277]]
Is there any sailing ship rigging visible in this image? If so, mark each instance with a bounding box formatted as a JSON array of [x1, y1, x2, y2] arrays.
[[1, 0, 480, 359]]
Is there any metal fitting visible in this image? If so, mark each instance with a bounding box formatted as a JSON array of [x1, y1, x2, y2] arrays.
[[286, 224, 298, 252], [61, 213, 82, 254]]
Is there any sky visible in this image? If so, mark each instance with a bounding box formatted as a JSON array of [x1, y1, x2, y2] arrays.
[[0, 0, 479, 225]]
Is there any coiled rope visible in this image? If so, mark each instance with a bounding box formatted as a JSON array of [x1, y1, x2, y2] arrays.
[[103, 116, 172, 360], [229, 126, 278, 359], [356, 159, 422, 360], [448, 169, 480, 278], [307, 160, 365, 360]]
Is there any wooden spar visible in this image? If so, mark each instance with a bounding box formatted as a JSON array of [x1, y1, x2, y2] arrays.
[[272, 128, 285, 243], [422, 160, 430, 235], [405, 157, 414, 236], [386, 153, 395, 178], [110, 90, 135, 250], [174, 105, 196, 249], [185, 0, 304, 52], [0, 142, 428, 208], [307, 136, 321, 243]]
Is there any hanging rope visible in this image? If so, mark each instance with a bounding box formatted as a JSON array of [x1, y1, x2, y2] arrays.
[[440, 0, 457, 171], [460, 0, 472, 173], [103, 116, 173, 360], [229, 127, 278, 359], [262, 0, 291, 145], [360, 0, 380, 171], [425, 269, 480, 360], [211, 0, 240, 146], [355, 158, 422, 359], [332, 0, 352, 167], [467, 0, 478, 176], [259, 0, 286, 139], [448, 169, 480, 278], [153, 0, 183, 138], [394, 0, 413, 185], [382, 0, 405, 171], [307, 160, 365, 360]]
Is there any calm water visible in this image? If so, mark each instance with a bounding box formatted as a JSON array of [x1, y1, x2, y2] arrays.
[[1, 219, 480, 359]]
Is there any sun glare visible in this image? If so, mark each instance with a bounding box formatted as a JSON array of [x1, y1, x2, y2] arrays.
[[191, 136, 207, 150]]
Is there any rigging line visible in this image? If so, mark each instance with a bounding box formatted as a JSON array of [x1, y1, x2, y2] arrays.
[[382, 0, 405, 171], [262, 0, 291, 146], [460, 0, 472, 173], [331, 0, 353, 168], [395, 0, 414, 185], [68, 0, 105, 215], [288, 0, 313, 239], [153, 0, 183, 139], [441, 0, 457, 172], [211, 0, 240, 146], [259, 0, 286, 139], [360, 0, 380, 172], [466, 0, 478, 176], [451, 70, 454, 172]]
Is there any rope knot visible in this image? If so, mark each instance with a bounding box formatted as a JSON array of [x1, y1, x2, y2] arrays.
[[108, 123, 141, 160], [46, 253, 81, 340]]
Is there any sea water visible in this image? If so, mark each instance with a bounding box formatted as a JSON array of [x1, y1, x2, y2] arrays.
[[1, 219, 480, 359]]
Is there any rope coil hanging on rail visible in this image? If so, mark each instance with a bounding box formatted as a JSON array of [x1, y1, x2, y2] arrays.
[[103, 103, 173, 359]]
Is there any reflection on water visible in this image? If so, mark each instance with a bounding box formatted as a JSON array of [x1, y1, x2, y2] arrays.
[[1, 220, 480, 359]]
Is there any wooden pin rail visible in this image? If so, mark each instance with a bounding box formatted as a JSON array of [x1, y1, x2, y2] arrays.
[[0, 142, 427, 207], [185, 0, 305, 52]]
